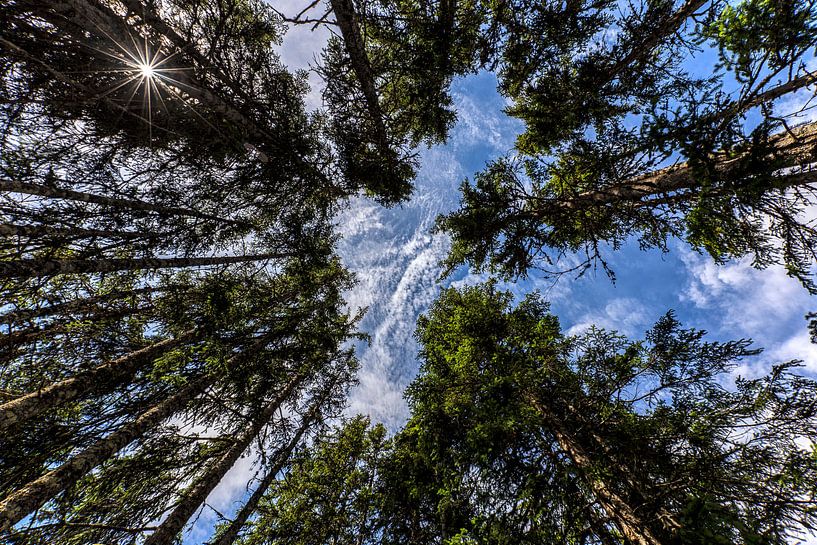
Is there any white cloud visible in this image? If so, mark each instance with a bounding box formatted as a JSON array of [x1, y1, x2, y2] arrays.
[[341, 221, 452, 428], [566, 297, 651, 337], [774, 56, 817, 123], [677, 247, 817, 382], [769, 329, 817, 374], [334, 79, 524, 429], [450, 90, 519, 152], [679, 249, 809, 335]]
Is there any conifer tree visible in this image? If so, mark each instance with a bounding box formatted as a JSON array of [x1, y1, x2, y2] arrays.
[[234, 416, 390, 545], [0, 256, 361, 544], [236, 284, 817, 545], [397, 283, 817, 544], [419, 0, 817, 289]]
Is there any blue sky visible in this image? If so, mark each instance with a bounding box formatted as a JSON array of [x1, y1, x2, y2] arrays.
[[183, 13, 817, 543], [339, 69, 817, 429]]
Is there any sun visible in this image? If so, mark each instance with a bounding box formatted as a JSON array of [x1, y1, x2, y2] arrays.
[[138, 62, 156, 79]]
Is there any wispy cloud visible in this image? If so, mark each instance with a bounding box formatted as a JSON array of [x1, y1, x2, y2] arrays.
[[565, 297, 651, 337], [679, 248, 810, 336], [337, 77, 519, 428]]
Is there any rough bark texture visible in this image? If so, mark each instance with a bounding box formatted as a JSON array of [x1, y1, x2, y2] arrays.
[[0, 180, 245, 226], [0, 330, 196, 433], [142, 371, 308, 545], [528, 396, 666, 545], [0, 252, 290, 279], [536, 120, 817, 215]]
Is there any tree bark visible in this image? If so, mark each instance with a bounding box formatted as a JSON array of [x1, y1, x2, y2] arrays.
[[536, 120, 817, 215], [0, 304, 149, 351], [329, 0, 391, 151], [0, 331, 280, 530], [0, 223, 157, 241], [0, 180, 247, 227], [0, 285, 165, 325], [0, 373, 212, 531], [0, 329, 197, 433], [207, 379, 337, 545], [528, 396, 666, 545], [142, 371, 309, 545], [0, 252, 291, 279]]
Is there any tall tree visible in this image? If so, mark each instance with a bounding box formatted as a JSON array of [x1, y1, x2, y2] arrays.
[[428, 0, 817, 289], [0, 255, 361, 544], [234, 416, 390, 545], [399, 283, 817, 544], [0, 0, 427, 308], [238, 283, 817, 545]]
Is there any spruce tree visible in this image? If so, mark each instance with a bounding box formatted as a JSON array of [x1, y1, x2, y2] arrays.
[[420, 0, 817, 289], [234, 284, 817, 545], [0, 257, 361, 543]]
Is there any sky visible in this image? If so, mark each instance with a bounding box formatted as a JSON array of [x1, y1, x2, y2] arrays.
[[184, 7, 817, 543], [338, 69, 817, 429]]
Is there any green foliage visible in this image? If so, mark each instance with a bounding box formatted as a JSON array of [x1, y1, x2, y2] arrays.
[[431, 0, 817, 289], [237, 416, 390, 545], [702, 0, 817, 80], [362, 0, 489, 145], [256, 284, 817, 545]]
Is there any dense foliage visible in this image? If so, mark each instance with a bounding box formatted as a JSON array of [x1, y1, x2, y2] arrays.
[[1, 0, 816, 543], [433, 0, 817, 290], [239, 284, 817, 545]]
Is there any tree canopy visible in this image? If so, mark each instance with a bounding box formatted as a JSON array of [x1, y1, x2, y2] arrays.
[[433, 0, 817, 290], [237, 283, 817, 545], [1, 0, 816, 543]]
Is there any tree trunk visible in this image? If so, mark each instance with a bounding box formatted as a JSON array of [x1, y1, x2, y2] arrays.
[[208, 380, 336, 545], [0, 223, 157, 241], [329, 0, 390, 151], [538, 120, 817, 215], [0, 285, 165, 325], [0, 304, 149, 351], [0, 331, 277, 530], [0, 329, 197, 433], [0, 252, 291, 279], [0, 180, 248, 227], [0, 373, 213, 531], [527, 396, 665, 545], [667, 73, 817, 148], [142, 371, 308, 545]]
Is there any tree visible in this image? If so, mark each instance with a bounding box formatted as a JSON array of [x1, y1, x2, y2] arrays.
[[234, 416, 390, 545], [0, 256, 361, 544], [1, 0, 433, 306], [396, 283, 817, 544], [285, 0, 492, 204], [432, 0, 817, 290], [247, 283, 817, 545]]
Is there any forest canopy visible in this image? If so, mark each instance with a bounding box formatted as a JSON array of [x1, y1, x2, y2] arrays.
[[0, 0, 816, 544]]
